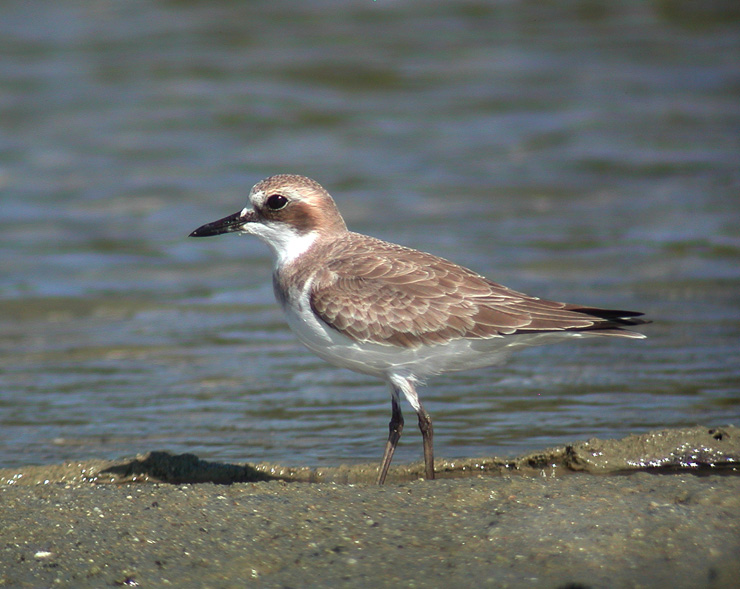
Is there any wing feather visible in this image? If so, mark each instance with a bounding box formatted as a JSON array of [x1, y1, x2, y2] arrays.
[[306, 233, 645, 348]]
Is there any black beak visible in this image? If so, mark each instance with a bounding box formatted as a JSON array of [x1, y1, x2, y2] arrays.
[[189, 210, 254, 237]]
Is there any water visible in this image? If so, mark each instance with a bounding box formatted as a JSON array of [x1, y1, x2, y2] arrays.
[[1, 0, 738, 470]]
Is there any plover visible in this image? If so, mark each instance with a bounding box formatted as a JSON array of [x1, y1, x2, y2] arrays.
[[190, 174, 648, 484]]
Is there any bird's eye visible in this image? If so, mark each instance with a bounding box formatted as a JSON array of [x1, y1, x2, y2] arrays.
[[266, 194, 288, 210]]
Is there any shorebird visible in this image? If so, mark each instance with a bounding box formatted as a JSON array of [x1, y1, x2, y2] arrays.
[[190, 174, 648, 484]]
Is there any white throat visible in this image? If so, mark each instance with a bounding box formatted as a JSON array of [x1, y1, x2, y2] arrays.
[[244, 222, 319, 267]]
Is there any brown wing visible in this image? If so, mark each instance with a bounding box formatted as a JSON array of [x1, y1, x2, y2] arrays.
[[308, 234, 645, 349]]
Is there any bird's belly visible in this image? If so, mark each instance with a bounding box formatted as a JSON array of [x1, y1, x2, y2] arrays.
[[280, 296, 584, 379]]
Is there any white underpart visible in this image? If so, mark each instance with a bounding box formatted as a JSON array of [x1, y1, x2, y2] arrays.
[[388, 372, 422, 412], [280, 276, 594, 395], [240, 220, 319, 267]]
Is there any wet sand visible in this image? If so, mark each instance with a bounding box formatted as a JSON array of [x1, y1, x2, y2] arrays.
[[1, 426, 738, 588]]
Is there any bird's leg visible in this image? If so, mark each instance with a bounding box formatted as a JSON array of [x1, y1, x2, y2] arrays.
[[416, 403, 434, 480], [376, 396, 403, 485]]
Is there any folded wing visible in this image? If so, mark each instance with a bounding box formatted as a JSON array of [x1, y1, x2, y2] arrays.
[[308, 234, 647, 349]]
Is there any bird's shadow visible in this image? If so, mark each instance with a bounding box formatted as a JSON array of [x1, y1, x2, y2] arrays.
[[99, 451, 278, 485]]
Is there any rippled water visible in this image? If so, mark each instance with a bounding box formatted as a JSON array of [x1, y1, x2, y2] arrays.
[[1, 0, 738, 470]]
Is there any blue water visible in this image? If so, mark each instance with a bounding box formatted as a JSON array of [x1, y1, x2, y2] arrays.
[[1, 0, 738, 469]]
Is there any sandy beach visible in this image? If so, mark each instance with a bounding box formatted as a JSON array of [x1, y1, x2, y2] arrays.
[[1, 426, 738, 588]]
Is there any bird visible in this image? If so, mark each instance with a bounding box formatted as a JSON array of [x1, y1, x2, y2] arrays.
[[190, 174, 648, 484]]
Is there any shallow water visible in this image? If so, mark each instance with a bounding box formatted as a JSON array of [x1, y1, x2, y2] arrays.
[[1, 0, 738, 469]]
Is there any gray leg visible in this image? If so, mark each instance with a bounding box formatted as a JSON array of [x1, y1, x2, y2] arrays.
[[376, 395, 404, 485], [417, 403, 434, 480]]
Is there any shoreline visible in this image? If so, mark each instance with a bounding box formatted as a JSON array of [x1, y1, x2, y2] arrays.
[[2, 426, 738, 588], [2, 425, 737, 486]]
